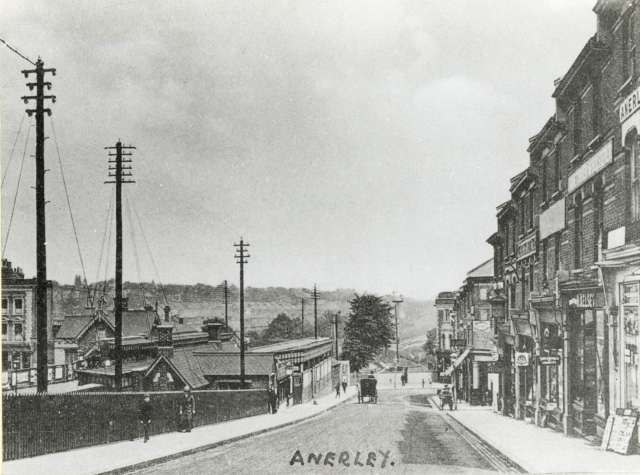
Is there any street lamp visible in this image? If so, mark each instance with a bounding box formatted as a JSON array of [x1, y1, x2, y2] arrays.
[[286, 363, 293, 406]]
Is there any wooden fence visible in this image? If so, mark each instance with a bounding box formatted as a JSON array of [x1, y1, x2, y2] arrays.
[[3, 389, 269, 460]]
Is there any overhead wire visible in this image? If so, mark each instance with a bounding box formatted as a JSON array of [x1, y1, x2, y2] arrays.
[[124, 190, 144, 305], [93, 193, 114, 306], [0, 37, 35, 65], [50, 117, 89, 295], [2, 123, 32, 256], [1, 114, 26, 187]]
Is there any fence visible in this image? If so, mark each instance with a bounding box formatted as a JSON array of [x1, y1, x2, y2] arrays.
[[3, 389, 270, 460]]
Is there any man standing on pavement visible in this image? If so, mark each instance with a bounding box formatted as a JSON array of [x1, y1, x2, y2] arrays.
[[139, 393, 153, 442], [179, 386, 196, 432], [341, 375, 347, 394], [335, 381, 341, 398]]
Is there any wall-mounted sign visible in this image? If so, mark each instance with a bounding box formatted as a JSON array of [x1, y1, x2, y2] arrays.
[[607, 226, 626, 250], [620, 85, 640, 123], [517, 234, 537, 261], [515, 352, 530, 366], [539, 197, 565, 240], [569, 292, 603, 308], [538, 356, 560, 365], [568, 139, 613, 193]]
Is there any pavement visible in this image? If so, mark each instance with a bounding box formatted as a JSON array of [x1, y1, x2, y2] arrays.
[[3, 386, 357, 475], [430, 395, 640, 474]]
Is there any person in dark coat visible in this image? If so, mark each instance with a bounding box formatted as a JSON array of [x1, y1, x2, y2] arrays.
[[139, 393, 153, 442], [341, 375, 347, 394], [335, 381, 341, 398], [267, 385, 278, 414], [179, 386, 196, 432]]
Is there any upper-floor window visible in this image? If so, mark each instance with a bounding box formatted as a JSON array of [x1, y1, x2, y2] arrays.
[[1, 299, 6, 311], [624, 13, 637, 80], [528, 192, 534, 229], [542, 238, 548, 282], [630, 131, 640, 222], [529, 262, 534, 292], [553, 149, 561, 193], [14, 299, 22, 312], [1, 323, 6, 336], [14, 323, 23, 337], [574, 194, 584, 269], [593, 180, 604, 262], [505, 224, 510, 256], [541, 155, 548, 202], [520, 199, 526, 235], [479, 288, 488, 301], [554, 233, 561, 274], [592, 77, 602, 135], [572, 101, 582, 154]]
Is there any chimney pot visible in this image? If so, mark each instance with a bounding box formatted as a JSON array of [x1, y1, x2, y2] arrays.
[[164, 305, 170, 322]]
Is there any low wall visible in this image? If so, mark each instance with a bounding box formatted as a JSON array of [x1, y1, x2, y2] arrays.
[[3, 389, 269, 460]]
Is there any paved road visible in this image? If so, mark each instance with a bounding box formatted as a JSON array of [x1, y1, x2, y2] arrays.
[[130, 389, 515, 474]]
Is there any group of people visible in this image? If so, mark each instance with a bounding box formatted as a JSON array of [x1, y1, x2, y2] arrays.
[[137, 385, 196, 443]]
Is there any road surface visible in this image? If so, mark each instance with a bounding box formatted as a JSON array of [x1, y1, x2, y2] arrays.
[[130, 388, 522, 474]]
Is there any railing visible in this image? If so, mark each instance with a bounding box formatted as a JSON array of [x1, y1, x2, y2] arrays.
[[2, 363, 76, 389], [3, 389, 270, 460]]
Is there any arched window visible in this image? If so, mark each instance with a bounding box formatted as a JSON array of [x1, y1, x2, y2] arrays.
[[627, 129, 640, 222]]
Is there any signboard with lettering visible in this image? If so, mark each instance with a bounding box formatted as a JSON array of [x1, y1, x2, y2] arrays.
[[538, 356, 560, 365], [620, 85, 640, 123], [569, 292, 603, 308], [515, 352, 530, 366], [605, 411, 639, 455], [539, 197, 565, 240], [517, 233, 537, 261], [568, 139, 613, 193]]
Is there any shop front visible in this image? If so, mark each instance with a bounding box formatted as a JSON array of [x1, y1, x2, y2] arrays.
[[511, 317, 535, 420], [561, 286, 608, 438]]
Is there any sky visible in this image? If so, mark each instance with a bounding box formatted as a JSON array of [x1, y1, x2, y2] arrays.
[[1, 0, 595, 300]]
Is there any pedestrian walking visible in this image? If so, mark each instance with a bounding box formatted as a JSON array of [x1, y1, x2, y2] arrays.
[[441, 384, 454, 411], [421, 378, 425, 388], [267, 385, 278, 414], [341, 375, 347, 394], [179, 386, 196, 432], [335, 381, 341, 398], [139, 393, 153, 442]]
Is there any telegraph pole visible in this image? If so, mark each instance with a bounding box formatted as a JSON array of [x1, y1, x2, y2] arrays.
[[104, 140, 135, 391], [300, 297, 305, 337], [333, 312, 339, 358], [22, 58, 56, 393], [223, 279, 229, 328], [392, 296, 403, 370], [311, 285, 319, 339], [234, 238, 250, 386]]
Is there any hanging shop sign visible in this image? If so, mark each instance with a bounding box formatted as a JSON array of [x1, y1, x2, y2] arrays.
[[567, 139, 613, 193], [569, 291, 604, 309], [538, 356, 560, 365], [515, 352, 530, 366], [516, 233, 537, 261]]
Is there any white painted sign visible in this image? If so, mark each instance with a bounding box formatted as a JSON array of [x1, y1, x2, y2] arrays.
[[568, 139, 613, 193], [607, 226, 626, 249], [620, 85, 640, 123], [539, 197, 565, 240]]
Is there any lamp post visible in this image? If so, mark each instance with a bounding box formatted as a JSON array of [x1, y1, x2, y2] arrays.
[[286, 364, 293, 406]]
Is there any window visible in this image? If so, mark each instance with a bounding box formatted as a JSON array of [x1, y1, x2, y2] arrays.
[[554, 150, 561, 192], [554, 233, 561, 274], [529, 262, 534, 292], [574, 194, 583, 269], [479, 288, 488, 301], [624, 13, 636, 80], [542, 239, 548, 282], [521, 268, 527, 310], [622, 283, 640, 407], [505, 224, 510, 256], [14, 323, 22, 337], [2, 323, 6, 335], [22, 353, 30, 369], [630, 132, 640, 221], [520, 200, 525, 235], [529, 192, 534, 229], [1, 299, 6, 310], [541, 155, 547, 202], [572, 102, 582, 153], [14, 299, 22, 312], [593, 181, 604, 261], [592, 77, 601, 135]]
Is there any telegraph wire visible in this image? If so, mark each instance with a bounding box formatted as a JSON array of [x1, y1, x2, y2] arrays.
[[0, 37, 36, 65], [2, 124, 32, 255], [1, 115, 26, 187]]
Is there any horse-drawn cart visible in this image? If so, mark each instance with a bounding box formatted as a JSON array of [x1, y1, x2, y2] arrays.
[[357, 376, 378, 404]]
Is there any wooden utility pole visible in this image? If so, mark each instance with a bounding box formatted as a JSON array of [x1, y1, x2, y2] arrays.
[[105, 140, 135, 391], [223, 280, 229, 328], [234, 239, 250, 386], [22, 57, 56, 393], [311, 285, 319, 339], [392, 296, 403, 369], [333, 312, 339, 358], [300, 297, 305, 337]]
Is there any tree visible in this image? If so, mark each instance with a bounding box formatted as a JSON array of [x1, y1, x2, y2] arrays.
[[263, 312, 296, 342], [342, 294, 394, 372]]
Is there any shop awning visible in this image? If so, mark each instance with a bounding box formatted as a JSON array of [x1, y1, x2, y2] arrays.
[[442, 347, 471, 377], [512, 318, 534, 337]]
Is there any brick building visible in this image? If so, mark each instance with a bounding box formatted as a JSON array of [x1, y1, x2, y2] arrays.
[[448, 0, 640, 450]]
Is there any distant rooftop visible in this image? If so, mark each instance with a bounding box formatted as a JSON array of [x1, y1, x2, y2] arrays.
[[466, 258, 494, 279], [251, 337, 332, 354]]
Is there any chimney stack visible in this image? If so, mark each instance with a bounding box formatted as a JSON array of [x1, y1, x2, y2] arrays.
[[164, 305, 170, 323], [202, 319, 224, 342]]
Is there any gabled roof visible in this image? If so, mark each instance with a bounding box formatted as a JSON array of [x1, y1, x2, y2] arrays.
[[466, 258, 494, 279], [509, 168, 536, 196], [56, 314, 94, 339], [104, 309, 158, 338]]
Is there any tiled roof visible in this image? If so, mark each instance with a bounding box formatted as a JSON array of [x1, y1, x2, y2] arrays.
[[56, 315, 94, 339], [191, 352, 274, 376], [466, 258, 494, 279], [104, 309, 157, 337], [251, 337, 331, 354], [170, 347, 210, 389]]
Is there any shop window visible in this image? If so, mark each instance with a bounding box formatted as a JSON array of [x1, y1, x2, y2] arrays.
[[574, 195, 583, 269], [14, 299, 22, 312], [622, 282, 640, 408]]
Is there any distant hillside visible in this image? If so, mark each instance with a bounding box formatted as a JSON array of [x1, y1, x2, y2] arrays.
[[52, 280, 436, 341]]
